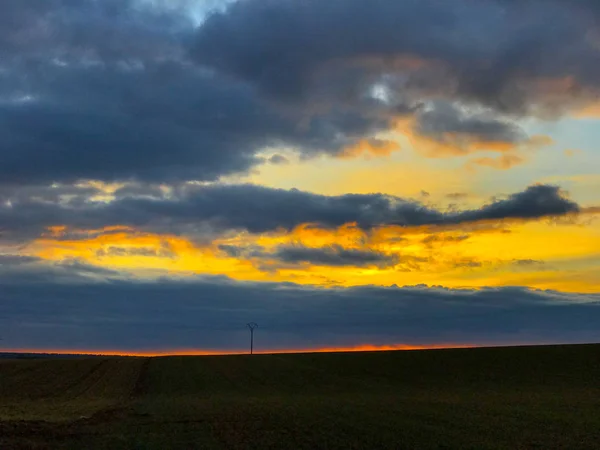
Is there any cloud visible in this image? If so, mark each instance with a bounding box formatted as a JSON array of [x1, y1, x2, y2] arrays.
[[96, 245, 175, 259], [2, 61, 350, 185], [339, 138, 400, 158], [468, 154, 526, 170], [513, 259, 545, 267], [192, 0, 600, 116], [268, 154, 290, 165], [2, 0, 592, 190], [0, 254, 40, 266], [402, 105, 553, 160], [415, 102, 528, 151], [0, 184, 581, 245], [0, 0, 192, 63], [422, 235, 471, 248], [273, 244, 399, 268], [0, 1, 402, 186], [218, 243, 401, 270], [446, 192, 470, 201], [0, 184, 580, 244], [0, 254, 123, 284], [0, 275, 598, 352], [452, 185, 579, 223], [0, 1, 597, 356], [189, 0, 600, 168], [4, 60, 402, 184], [218, 244, 266, 259]]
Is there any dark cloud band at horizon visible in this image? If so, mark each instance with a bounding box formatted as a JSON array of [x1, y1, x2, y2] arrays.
[[0, 275, 598, 352]]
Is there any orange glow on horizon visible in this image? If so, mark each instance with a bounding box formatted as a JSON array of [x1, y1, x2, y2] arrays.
[[0, 343, 477, 358]]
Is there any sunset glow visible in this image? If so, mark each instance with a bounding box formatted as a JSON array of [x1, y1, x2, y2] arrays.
[[1, 344, 479, 358], [1, 0, 599, 354]]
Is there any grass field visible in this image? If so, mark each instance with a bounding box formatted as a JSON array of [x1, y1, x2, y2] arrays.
[[1, 344, 599, 449]]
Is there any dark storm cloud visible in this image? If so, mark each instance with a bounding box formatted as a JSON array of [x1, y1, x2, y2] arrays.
[[4, 0, 591, 187], [0, 63, 270, 184], [0, 1, 398, 186], [0, 274, 598, 352], [2, 0, 595, 189], [0, 59, 394, 185], [193, 0, 600, 115], [0, 0, 191, 62], [0, 184, 579, 243]]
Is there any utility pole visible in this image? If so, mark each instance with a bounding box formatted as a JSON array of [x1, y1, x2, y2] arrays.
[[247, 322, 258, 355]]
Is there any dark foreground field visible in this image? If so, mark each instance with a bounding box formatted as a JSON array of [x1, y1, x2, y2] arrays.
[[1, 345, 599, 449]]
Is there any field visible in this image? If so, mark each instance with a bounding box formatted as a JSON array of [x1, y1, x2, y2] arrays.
[[1, 344, 599, 449]]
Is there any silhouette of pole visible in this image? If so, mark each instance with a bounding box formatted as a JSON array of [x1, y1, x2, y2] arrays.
[[247, 322, 258, 355]]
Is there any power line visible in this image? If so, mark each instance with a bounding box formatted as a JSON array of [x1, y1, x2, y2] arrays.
[[247, 322, 258, 355]]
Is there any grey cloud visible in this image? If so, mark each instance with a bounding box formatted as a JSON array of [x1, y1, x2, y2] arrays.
[[192, 0, 600, 116], [0, 184, 580, 243], [0, 0, 192, 63], [218, 244, 266, 259], [0, 63, 266, 185], [0, 1, 401, 188], [511, 259, 548, 271], [0, 254, 41, 266], [3, 0, 581, 189], [455, 185, 579, 222], [452, 260, 484, 269], [446, 193, 470, 200], [0, 275, 598, 352], [268, 154, 290, 165], [96, 245, 175, 259], [218, 244, 245, 258], [0, 255, 123, 285], [274, 244, 399, 268], [422, 235, 471, 247], [0, 59, 393, 186], [0, 183, 102, 206], [416, 102, 527, 146], [514, 259, 544, 266], [112, 184, 169, 200], [219, 243, 411, 270]]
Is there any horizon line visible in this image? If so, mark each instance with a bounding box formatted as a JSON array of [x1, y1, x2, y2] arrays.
[[0, 343, 478, 357], [2, 342, 598, 357]]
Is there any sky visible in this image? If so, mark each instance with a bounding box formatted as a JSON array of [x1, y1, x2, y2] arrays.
[[1, 0, 600, 355]]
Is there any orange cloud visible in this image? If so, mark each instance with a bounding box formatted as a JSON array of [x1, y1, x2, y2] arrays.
[[468, 153, 525, 170], [575, 103, 600, 118], [339, 138, 400, 158], [24, 203, 600, 295], [0, 343, 476, 357]]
